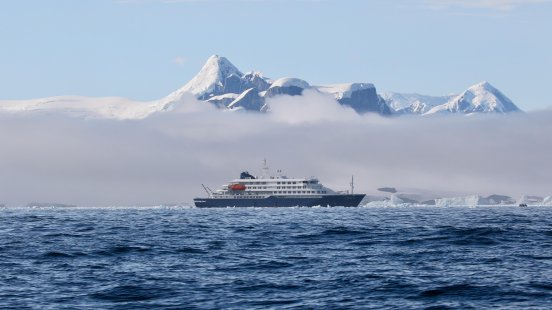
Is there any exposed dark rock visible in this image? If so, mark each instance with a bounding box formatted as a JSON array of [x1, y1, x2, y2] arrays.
[[338, 88, 392, 115], [242, 72, 271, 92], [265, 86, 305, 97], [228, 88, 265, 111]]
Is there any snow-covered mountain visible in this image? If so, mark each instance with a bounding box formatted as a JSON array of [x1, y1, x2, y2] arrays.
[[0, 55, 523, 119], [383, 82, 521, 116], [159, 55, 272, 106], [160, 56, 393, 115], [382, 92, 455, 115], [424, 81, 520, 115], [170, 55, 243, 100]]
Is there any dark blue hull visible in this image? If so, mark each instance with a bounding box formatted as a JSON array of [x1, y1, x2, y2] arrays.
[[194, 194, 365, 208]]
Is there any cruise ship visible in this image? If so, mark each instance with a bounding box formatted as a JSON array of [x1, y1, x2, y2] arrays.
[[194, 161, 365, 208]]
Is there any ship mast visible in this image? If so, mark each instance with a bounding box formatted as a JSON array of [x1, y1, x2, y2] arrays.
[[350, 175, 354, 194], [261, 158, 270, 179]]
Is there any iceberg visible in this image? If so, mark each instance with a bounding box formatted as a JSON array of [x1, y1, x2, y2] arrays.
[[435, 195, 481, 207]]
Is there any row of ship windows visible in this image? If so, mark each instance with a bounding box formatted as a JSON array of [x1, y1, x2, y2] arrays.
[[232, 191, 326, 195], [249, 186, 316, 190], [241, 181, 317, 185], [276, 191, 326, 194]]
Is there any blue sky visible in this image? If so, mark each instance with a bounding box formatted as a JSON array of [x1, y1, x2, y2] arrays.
[[1, 0, 551, 110]]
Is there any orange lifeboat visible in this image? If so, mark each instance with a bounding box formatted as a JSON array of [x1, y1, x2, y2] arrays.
[[229, 184, 246, 191]]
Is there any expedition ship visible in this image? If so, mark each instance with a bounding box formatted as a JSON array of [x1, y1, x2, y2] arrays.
[[194, 161, 365, 208]]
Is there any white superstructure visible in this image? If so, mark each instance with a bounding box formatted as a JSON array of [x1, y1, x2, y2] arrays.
[[207, 161, 336, 199]]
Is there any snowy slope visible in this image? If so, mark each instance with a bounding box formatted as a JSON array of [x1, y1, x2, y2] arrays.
[[206, 93, 239, 108], [381, 92, 455, 114], [317, 83, 375, 100], [265, 78, 310, 97], [163, 55, 243, 102], [0, 96, 169, 120], [425, 82, 520, 115]]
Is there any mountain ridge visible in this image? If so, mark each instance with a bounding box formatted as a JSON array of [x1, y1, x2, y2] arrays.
[[0, 55, 523, 119]]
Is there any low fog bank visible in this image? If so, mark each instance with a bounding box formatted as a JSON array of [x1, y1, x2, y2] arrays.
[[0, 92, 550, 206]]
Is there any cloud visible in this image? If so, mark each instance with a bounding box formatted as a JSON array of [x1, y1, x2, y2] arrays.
[[173, 56, 186, 66], [423, 0, 552, 11], [116, 0, 323, 4], [267, 89, 360, 124], [0, 96, 551, 206]]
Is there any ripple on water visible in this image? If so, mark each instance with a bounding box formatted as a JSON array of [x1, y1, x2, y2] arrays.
[[91, 284, 168, 302], [419, 283, 485, 298], [94, 245, 152, 256], [2, 207, 552, 309], [175, 246, 207, 254], [42, 251, 74, 258]]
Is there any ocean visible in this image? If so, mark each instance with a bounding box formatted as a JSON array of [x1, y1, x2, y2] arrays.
[[1, 206, 551, 309]]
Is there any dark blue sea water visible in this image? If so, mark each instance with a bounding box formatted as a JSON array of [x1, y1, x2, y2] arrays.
[[1, 206, 552, 309]]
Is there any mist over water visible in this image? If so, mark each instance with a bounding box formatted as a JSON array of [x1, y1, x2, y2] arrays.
[[0, 94, 551, 206], [1, 206, 552, 309]]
